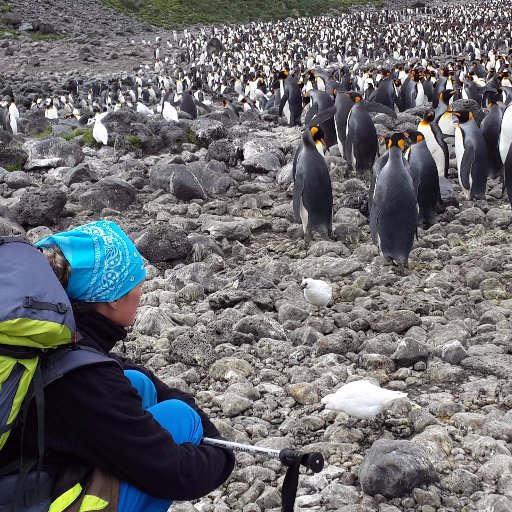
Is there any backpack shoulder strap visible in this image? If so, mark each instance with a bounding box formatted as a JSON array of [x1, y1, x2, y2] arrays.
[[42, 346, 121, 389]]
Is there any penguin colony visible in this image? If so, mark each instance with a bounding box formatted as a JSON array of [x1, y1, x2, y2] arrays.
[[3, 0, 512, 269]]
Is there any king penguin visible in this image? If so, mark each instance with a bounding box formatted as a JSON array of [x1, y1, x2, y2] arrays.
[[370, 133, 418, 268], [453, 110, 488, 200], [180, 90, 198, 119], [345, 92, 397, 176], [417, 110, 450, 178], [279, 73, 303, 127], [481, 89, 504, 179], [405, 130, 441, 228], [293, 125, 333, 240]]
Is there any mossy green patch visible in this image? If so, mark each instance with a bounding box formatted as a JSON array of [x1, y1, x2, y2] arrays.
[[33, 125, 53, 139], [5, 162, 22, 172], [126, 134, 141, 147], [61, 127, 103, 148], [103, 0, 370, 28], [28, 32, 65, 42]]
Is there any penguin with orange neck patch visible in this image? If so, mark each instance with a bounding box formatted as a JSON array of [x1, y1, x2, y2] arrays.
[[293, 124, 332, 241], [405, 130, 441, 228], [370, 133, 418, 268]]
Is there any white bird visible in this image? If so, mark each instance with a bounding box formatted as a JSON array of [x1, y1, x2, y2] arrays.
[[162, 101, 178, 122], [92, 112, 108, 145], [301, 278, 332, 309], [136, 101, 153, 116], [321, 380, 408, 420]]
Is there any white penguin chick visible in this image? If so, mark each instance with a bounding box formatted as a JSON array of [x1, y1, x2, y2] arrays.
[[301, 278, 332, 311], [321, 380, 408, 420]]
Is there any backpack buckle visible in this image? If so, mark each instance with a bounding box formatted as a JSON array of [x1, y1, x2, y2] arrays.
[[56, 303, 67, 314], [24, 296, 34, 308]]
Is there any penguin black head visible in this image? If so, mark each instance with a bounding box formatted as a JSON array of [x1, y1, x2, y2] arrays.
[[439, 90, 456, 104], [452, 110, 473, 123], [386, 132, 406, 151], [346, 91, 363, 103], [403, 130, 425, 145], [422, 110, 435, 123]]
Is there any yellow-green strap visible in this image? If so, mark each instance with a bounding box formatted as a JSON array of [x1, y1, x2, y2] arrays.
[[48, 483, 83, 512], [79, 495, 109, 512], [49, 483, 109, 512]]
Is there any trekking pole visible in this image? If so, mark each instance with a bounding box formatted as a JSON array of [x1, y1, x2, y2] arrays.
[[203, 437, 324, 512]]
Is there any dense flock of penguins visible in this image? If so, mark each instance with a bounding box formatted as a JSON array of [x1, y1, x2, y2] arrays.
[[2, 0, 512, 268]]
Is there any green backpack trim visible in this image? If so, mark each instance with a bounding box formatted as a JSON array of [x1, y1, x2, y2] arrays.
[[0, 356, 38, 450], [0, 318, 73, 349]]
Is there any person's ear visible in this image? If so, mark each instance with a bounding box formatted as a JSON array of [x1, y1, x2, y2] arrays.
[[107, 301, 118, 311]]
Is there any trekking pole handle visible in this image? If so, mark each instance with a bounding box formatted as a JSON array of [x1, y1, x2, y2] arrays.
[[279, 448, 324, 473], [202, 438, 324, 473]]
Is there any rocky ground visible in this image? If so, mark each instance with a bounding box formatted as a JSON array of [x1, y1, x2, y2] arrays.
[[2, 1, 512, 512]]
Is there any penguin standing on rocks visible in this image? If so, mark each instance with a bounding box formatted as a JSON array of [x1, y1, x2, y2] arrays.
[[453, 110, 488, 200], [179, 90, 198, 119], [481, 89, 504, 179], [333, 88, 356, 158], [418, 110, 450, 178], [405, 130, 441, 228], [279, 73, 303, 127], [370, 133, 418, 268], [345, 92, 397, 176], [293, 125, 332, 240]]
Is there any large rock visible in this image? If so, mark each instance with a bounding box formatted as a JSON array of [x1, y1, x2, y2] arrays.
[[0, 146, 28, 169], [169, 165, 207, 200], [359, 439, 438, 498], [241, 138, 286, 174], [189, 119, 228, 146], [22, 111, 50, 137], [186, 160, 234, 196], [207, 138, 242, 167], [368, 310, 421, 334], [135, 224, 191, 263], [166, 262, 223, 293], [23, 138, 84, 169], [79, 177, 136, 212], [14, 187, 66, 227]]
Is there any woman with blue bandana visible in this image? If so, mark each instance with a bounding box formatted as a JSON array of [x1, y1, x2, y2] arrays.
[[3, 220, 234, 512]]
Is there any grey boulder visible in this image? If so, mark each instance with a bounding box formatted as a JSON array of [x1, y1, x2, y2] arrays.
[[359, 439, 438, 498]]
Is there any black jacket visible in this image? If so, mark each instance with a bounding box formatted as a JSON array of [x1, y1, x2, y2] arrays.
[[2, 311, 235, 501]]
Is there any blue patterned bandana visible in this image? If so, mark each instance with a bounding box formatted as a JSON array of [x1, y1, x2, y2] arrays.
[[35, 220, 146, 302]]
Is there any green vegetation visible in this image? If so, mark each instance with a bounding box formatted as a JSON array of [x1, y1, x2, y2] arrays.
[[0, 0, 10, 14], [0, 26, 18, 39], [61, 127, 90, 141], [61, 127, 102, 148], [33, 125, 53, 139], [126, 135, 141, 148], [103, 0, 369, 28], [5, 162, 22, 172], [28, 32, 64, 42]]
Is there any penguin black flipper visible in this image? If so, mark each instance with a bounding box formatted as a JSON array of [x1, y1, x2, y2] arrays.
[[307, 105, 336, 128], [291, 143, 304, 183], [304, 103, 318, 127], [293, 169, 305, 222], [459, 144, 475, 192]]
